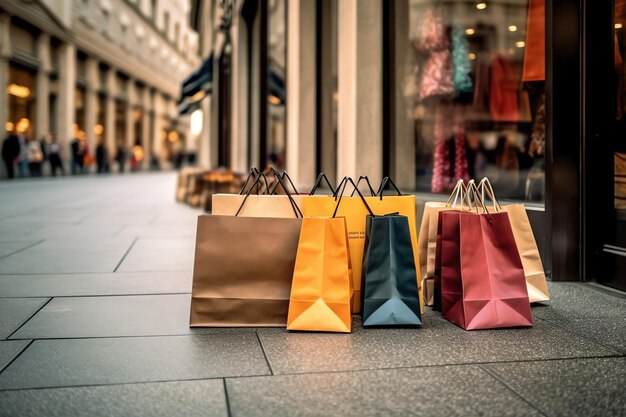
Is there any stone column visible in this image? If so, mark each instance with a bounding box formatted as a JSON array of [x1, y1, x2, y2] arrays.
[[230, 9, 247, 172], [141, 87, 152, 164], [125, 78, 135, 149], [391, 0, 415, 190], [0, 13, 11, 135], [151, 91, 163, 160], [285, 0, 317, 190], [35, 33, 51, 142], [84, 57, 99, 153], [336, 0, 383, 185], [56, 42, 76, 154], [104, 67, 117, 157]]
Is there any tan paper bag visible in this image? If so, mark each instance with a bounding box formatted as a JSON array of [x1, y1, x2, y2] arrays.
[[479, 178, 550, 303]]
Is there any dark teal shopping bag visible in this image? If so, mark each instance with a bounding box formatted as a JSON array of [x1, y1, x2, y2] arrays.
[[361, 214, 422, 327]]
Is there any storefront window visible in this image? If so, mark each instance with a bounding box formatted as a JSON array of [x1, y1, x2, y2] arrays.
[[7, 63, 36, 138], [75, 86, 86, 139], [615, 0, 626, 210], [266, 0, 286, 169], [400, 0, 545, 201]]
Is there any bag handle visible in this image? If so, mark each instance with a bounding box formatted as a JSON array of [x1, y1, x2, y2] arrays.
[[270, 171, 300, 195], [445, 180, 467, 208], [309, 172, 336, 195], [333, 176, 375, 218], [376, 177, 402, 200], [466, 179, 493, 221], [238, 167, 264, 195], [478, 177, 502, 211], [349, 176, 377, 197], [235, 173, 303, 218], [238, 167, 270, 195]]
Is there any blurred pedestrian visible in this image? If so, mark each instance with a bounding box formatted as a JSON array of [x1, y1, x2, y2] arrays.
[[96, 139, 108, 174], [1, 129, 19, 179], [26, 138, 44, 177], [17, 132, 28, 177], [47, 135, 64, 176], [115, 145, 126, 173], [70, 136, 87, 174]]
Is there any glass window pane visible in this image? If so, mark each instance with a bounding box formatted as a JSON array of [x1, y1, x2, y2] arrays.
[[401, 0, 545, 202]]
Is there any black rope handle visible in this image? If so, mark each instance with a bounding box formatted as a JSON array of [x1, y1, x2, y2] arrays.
[[333, 176, 375, 218], [309, 172, 335, 195], [235, 172, 302, 218], [269, 172, 304, 218], [238, 167, 262, 195], [349, 176, 377, 197], [376, 177, 402, 200], [270, 171, 300, 195]]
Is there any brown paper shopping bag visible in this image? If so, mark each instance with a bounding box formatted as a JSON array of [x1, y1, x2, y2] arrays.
[[190, 174, 303, 327]]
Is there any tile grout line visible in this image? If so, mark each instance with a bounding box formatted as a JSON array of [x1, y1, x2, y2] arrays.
[[537, 316, 626, 355], [112, 237, 139, 272], [255, 331, 274, 375], [222, 379, 233, 417], [0, 292, 191, 299], [0, 239, 46, 261], [479, 365, 549, 417], [0, 340, 34, 376], [5, 298, 54, 340], [1, 354, 624, 393]]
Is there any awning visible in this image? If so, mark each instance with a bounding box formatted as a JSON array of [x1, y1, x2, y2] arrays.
[[178, 54, 213, 115]]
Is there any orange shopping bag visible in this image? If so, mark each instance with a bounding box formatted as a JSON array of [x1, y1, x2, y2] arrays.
[[287, 178, 373, 332]]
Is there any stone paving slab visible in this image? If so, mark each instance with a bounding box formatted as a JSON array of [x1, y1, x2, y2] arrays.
[[546, 316, 626, 354], [0, 271, 191, 298], [10, 294, 193, 339], [0, 333, 270, 390], [484, 357, 626, 417], [0, 379, 228, 417], [257, 314, 621, 375], [0, 298, 49, 339], [0, 238, 135, 274], [0, 341, 30, 371], [0, 242, 43, 260], [533, 282, 626, 320], [117, 238, 196, 272], [226, 365, 542, 417]]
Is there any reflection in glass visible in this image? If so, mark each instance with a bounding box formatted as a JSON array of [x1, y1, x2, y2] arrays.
[[402, 0, 545, 201]]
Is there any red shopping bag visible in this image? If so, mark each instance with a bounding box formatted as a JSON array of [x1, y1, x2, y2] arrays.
[[439, 210, 532, 330]]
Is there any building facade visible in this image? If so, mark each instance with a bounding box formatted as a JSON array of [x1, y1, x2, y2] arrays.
[[0, 0, 201, 174], [191, 0, 626, 291]]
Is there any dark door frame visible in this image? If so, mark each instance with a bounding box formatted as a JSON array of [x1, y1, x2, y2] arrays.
[[582, 0, 626, 290]]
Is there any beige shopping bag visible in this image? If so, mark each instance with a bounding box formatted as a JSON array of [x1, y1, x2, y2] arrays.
[[478, 178, 550, 303]]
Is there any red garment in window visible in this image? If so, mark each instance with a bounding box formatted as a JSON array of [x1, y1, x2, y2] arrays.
[[522, 0, 545, 82], [490, 55, 519, 122]]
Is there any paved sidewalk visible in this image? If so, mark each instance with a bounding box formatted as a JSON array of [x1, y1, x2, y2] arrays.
[[0, 173, 624, 417]]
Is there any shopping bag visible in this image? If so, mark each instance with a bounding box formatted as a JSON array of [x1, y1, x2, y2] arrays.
[[366, 178, 422, 311], [361, 213, 422, 327], [418, 179, 469, 306], [287, 178, 368, 332], [300, 176, 419, 314], [212, 172, 300, 218], [478, 178, 549, 303], [190, 181, 302, 327], [439, 209, 532, 330]]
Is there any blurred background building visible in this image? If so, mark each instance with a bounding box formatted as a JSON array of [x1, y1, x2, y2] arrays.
[[1, 0, 625, 290], [0, 0, 201, 174]]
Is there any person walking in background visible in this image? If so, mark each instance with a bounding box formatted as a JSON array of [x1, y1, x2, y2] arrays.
[[1, 129, 19, 179], [47, 135, 64, 176], [115, 145, 126, 173], [39, 136, 47, 174], [17, 132, 28, 177], [95, 138, 108, 174], [70, 136, 80, 175], [26, 138, 44, 177]]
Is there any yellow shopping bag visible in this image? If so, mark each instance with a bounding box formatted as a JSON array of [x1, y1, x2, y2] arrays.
[[300, 177, 420, 313], [286, 215, 354, 333]]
